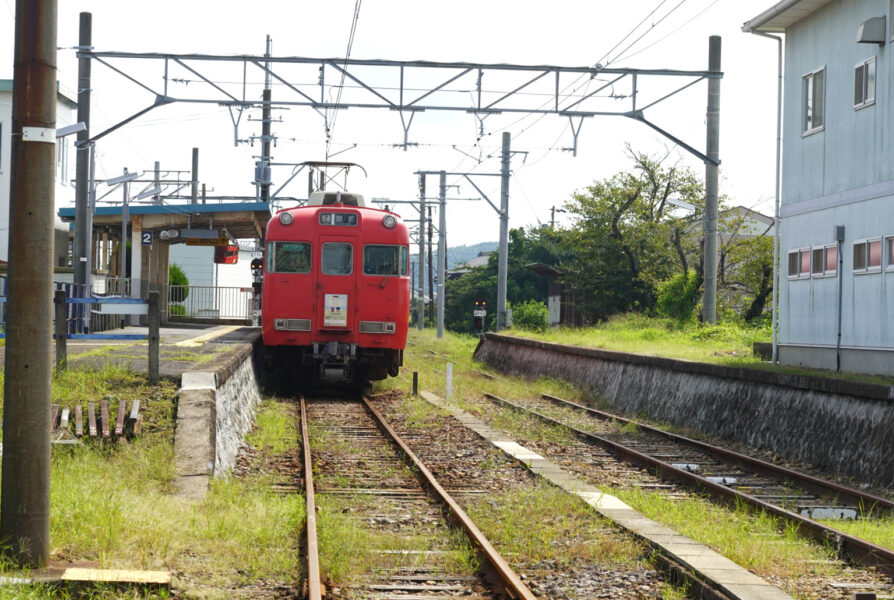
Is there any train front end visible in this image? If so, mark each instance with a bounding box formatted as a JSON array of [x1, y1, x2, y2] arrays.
[[262, 192, 410, 385]]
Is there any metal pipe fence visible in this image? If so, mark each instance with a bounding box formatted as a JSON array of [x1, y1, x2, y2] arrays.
[[166, 285, 253, 320]]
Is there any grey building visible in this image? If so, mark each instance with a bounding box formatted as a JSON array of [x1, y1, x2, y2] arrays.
[[0, 80, 77, 267], [745, 0, 894, 375]]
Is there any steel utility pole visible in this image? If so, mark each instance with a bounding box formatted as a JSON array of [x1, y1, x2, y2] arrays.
[[437, 172, 447, 339], [190, 147, 199, 204], [73, 11, 91, 286], [2, 0, 58, 568], [703, 36, 722, 324], [496, 132, 510, 330]]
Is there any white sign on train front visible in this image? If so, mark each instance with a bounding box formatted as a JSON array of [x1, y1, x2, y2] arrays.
[[324, 294, 348, 326]]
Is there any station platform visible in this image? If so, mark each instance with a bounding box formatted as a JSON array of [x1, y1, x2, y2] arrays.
[[1, 323, 261, 381]]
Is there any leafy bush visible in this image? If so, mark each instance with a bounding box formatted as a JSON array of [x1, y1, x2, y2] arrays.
[[511, 300, 549, 332], [169, 263, 189, 303], [169, 304, 186, 316], [655, 270, 699, 321]]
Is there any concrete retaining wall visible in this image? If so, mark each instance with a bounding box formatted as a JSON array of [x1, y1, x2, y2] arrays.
[[474, 333, 894, 489], [174, 337, 262, 499]]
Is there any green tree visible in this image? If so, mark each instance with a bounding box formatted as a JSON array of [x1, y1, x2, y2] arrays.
[[511, 300, 549, 332], [720, 234, 774, 323], [444, 226, 564, 333], [169, 263, 189, 304], [560, 147, 707, 322]]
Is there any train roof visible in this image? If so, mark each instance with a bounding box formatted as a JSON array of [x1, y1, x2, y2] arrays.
[[307, 191, 365, 207]]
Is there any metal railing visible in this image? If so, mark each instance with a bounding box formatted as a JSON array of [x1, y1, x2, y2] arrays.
[[166, 285, 253, 321]]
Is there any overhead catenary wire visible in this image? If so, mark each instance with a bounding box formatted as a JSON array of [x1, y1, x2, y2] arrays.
[[603, 0, 691, 67], [613, 0, 721, 65], [326, 0, 363, 160]]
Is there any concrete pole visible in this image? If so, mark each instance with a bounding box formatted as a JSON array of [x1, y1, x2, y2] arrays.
[[73, 12, 91, 286], [437, 171, 447, 339], [154, 161, 161, 205], [496, 132, 510, 330], [417, 174, 426, 330], [703, 36, 721, 324], [190, 147, 199, 205], [121, 173, 129, 296], [260, 36, 272, 202], [427, 206, 434, 327], [1, 0, 58, 568]]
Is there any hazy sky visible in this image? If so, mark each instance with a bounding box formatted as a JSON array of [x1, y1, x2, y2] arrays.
[[1, 1, 780, 245]]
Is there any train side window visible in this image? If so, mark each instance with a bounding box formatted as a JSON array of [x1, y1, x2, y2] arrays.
[[322, 242, 353, 275], [363, 244, 408, 276], [267, 242, 311, 273]]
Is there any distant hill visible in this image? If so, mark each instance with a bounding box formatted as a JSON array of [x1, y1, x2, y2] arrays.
[[445, 242, 498, 270], [411, 241, 497, 271]]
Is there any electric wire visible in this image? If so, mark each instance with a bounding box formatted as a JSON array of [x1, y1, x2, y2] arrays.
[[613, 0, 721, 64], [594, 0, 669, 68], [326, 0, 363, 160], [604, 0, 691, 66]]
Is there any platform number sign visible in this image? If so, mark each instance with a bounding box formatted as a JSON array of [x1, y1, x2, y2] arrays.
[[141, 231, 152, 246]]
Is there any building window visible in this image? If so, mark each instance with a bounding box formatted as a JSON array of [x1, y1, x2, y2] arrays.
[[854, 58, 876, 109], [802, 67, 825, 135], [886, 236, 894, 271], [788, 248, 812, 279], [812, 244, 838, 277], [853, 238, 882, 273]]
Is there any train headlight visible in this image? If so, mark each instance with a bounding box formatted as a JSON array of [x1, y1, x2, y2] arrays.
[[279, 212, 294, 226], [382, 214, 397, 229]]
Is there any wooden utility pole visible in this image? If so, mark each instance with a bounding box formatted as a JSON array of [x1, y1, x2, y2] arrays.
[[2, 0, 58, 568]]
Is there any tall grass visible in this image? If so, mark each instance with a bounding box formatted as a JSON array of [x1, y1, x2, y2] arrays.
[[504, 313, 770, 365]]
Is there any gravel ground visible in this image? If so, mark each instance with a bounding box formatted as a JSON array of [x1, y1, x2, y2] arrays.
[[369, 389, 676, 599], [452, 386, 894, 600]]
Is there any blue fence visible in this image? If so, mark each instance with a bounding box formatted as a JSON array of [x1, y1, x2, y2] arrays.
[[0, 278, 149, 341]]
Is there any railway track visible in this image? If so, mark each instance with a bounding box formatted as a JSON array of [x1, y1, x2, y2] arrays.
[[299, 395, 536, 600], [482, 390, 894, 577]]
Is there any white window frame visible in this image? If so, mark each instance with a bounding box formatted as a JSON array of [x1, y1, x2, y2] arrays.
[[802, 66, 825, 136], [787, 247, 812, 280], [854, 57, 876, 109], [811, 244, 838, 278], [885, 235, 894, 272], [853, 237, 882, 274]]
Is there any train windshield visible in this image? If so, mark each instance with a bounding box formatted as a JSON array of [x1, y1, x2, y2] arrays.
[[363, 245, 408, 276], [322, 242, 353, 275], [267, 242, 311, 273]]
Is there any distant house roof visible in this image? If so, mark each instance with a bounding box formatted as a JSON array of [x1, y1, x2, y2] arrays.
[[0, 79, 78, 109], [742, 0, 834, 33]]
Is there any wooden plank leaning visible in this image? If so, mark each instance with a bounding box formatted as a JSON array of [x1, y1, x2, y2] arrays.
[[100, 399, 110, 439], [75, 405, 83, 437], [115, 399, 126, 437], [87, 402, 97, 437]]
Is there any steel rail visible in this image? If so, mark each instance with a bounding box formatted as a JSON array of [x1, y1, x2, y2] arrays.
[[300, 397, 323, 600], [540, 392, 894, 515], [361, 398, 537, 600], [483, 393, 894, 577]]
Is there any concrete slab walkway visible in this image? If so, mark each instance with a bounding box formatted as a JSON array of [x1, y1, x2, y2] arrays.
[[420, 391, 795, 600]]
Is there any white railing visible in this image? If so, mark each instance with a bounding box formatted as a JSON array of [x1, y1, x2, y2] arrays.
[[167, 285, 253, 320]]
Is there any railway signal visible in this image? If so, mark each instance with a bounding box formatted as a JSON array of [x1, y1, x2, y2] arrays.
[[473, 300, 487, 334]]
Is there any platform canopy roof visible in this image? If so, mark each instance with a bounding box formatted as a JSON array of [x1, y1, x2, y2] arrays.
[[59, 201, 273, 241]]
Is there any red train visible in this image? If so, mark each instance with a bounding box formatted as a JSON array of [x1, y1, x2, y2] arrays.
[[261, 191, 410, 385]]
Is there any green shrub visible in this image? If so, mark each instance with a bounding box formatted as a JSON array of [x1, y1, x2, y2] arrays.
[[656, 270, 699, 321], [169, 304, 186, 316], [169, 263, 189, 304], [511, 300, 549, 332]]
